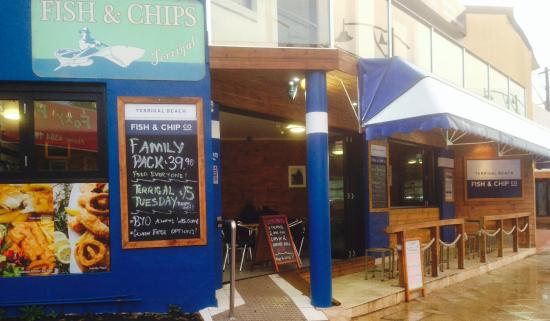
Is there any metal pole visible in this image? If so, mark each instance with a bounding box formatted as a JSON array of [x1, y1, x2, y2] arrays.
[[387, 0, 393, 57], [545, 67, 550, 111], [306, 71, 332, 308], [229, 220, 236, 320]]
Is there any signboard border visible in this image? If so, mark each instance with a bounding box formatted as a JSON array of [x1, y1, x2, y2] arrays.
[[369, 141, 390, 212], [402, 237, 425, 302], [464, 158, 524, 202], [118, 96, 207, 249], [253, 215, 301, 272]]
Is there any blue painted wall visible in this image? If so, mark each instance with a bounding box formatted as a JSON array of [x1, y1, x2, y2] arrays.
[[0, 1, 216, 314], [437, 149, 456, 242], [363, 142, 389, 249]]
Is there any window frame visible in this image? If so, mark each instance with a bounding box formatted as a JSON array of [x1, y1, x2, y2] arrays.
[[0, 81, 107, 183], [388, 139, 437, 208]]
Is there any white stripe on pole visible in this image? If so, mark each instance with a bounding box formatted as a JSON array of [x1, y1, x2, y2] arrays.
[[306, 112, 328, 134], [212, 120, 220, 139]]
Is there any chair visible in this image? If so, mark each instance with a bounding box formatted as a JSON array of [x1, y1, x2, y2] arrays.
[[365, 248, 394, 281], [236, 223, 256, 271], [288, 219, 306, 257]]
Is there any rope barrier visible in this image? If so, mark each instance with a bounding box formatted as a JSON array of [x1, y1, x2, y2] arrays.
[[439, 234, 461, 247], [480, 228, 501, 237], [422, 238, 435, 251], [518, 223, 529, 233], [463, 232, 469, 241], [502, 225, 516, 236]]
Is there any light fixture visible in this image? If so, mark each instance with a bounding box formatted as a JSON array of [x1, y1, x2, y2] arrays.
[[1, 101, 20, 121], [286, 124, 305, 134], [407, 159, 417, 164], [332, 141, 344, 156], [288, 80, 298, 100], [335, 19, 411, 57]]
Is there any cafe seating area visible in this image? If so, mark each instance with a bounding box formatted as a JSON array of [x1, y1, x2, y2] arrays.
[[222, 215, 309, 280]]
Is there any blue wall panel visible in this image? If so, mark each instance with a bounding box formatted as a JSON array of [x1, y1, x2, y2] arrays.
[[0, 1, 216, 314]]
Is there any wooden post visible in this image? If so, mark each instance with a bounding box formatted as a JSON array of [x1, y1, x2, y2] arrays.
[[430, 226, 439, 277], [457, 223, 465, 269], [480, 217, 487, 263], [397, 231, 406, 286], [513, 217, 519, 252], [497, 220, 504, 258], [525, 216, 531, 248]]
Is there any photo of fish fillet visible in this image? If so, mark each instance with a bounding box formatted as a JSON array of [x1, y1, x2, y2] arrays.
[[76, 210, 109, 240]]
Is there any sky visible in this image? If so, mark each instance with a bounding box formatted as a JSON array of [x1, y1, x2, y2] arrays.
[[460, 0, 550, 106]]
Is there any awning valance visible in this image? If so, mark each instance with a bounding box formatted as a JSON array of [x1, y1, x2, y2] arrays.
[[359, 57, 550, 159]]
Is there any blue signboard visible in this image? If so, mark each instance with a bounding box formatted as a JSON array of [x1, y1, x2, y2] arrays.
[[31, 0, 206, 81], [466, 159, 522, 199]]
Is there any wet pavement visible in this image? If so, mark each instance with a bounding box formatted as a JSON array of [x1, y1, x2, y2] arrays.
[[353, 251, 550, 321]]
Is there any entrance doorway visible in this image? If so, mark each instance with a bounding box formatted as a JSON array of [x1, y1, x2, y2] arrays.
[[536, 179, 550, 217], [218, 110, 365, 280]]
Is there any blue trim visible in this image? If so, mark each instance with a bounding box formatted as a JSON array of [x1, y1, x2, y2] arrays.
[[212, 102, 223, 289], [359, 58, 425, 124], [306, 71, 332, 308], [0, 1, 217, 314], [437, 150, 456, 242], [359, 58, 550, 158], [365, 113, 550, 158]]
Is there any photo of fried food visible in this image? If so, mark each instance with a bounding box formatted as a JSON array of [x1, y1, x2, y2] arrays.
[[66, 183, 110, 273], [0, 184, 53, 217], [6, 221, 55, 276], [79, 192, 109, 216], [73, 210, 109, 240], [75, 233, 108, 272]]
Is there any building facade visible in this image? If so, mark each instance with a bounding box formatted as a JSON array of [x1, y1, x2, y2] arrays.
[[0, 0, 547, 315]]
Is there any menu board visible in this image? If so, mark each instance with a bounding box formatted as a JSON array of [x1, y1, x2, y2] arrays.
[[253, 215, 301, 272], [403, 238, 425, 301], [444, 168, 454, 202], [118, 97, 206, 249], [371, 156, 388, 209]]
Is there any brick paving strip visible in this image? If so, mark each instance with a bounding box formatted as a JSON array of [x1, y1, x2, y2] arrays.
[[212, 275, 308, 321]]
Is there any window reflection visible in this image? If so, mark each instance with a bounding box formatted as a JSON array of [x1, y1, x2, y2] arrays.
[[464, 52, 489, 99], [509, 80, 526, 116], [34, 101, 98, 172], [432, 32, 462, 86], [489, 67, 509, 110], [0, 100, 20, 171], [392, 5, 431, 71]]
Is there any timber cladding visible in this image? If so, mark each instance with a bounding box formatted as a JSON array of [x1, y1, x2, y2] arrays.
[[453, 144, 535, 246], [388, 208, 440, 248]]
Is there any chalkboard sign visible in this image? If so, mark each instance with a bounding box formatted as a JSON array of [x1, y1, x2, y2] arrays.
[[253, 215, 301, 272], [118, 97, 206, 249], [371, 156, 388, 209]]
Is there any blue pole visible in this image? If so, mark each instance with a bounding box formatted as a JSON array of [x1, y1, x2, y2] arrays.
[[212, 102, 223, 289], [306, 71, 332, 308]]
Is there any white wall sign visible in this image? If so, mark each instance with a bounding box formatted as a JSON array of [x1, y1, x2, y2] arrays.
[[371, 144, 387, 158]]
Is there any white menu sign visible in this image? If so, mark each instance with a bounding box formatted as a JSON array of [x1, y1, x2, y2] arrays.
[[405, 239, 423, 291]]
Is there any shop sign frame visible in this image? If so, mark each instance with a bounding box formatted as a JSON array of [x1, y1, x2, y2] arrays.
[[31, 0, 206, 81], [117, 96, 207, 249], [464, 158, 523, 202]]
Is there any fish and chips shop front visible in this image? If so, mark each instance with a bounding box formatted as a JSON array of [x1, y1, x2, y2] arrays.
[[0, 0, 219, 314], [3, 0, 550, 317]]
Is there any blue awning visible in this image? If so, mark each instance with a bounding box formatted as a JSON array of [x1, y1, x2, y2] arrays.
[[359, 57, 550, 159]]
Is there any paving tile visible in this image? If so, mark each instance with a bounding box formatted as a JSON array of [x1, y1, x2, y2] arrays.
[[353, 252, 550, 321]]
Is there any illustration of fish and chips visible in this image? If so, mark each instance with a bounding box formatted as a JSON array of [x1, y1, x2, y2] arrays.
[[0, 183, 110, 277]]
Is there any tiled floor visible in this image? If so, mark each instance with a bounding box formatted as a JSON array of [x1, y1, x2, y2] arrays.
[[353, 251, 550, 321], [202, 274, 325, 321]]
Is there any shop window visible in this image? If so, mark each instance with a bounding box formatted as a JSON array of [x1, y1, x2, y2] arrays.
[[0, 83, 106, 181], [228, 0, 255, 10], [489, 67, 509, 110], [509, 80, 526, 116], [0, 100, 21, 172], [389, 140, 436, 207], [464, 51, 489, 100]]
